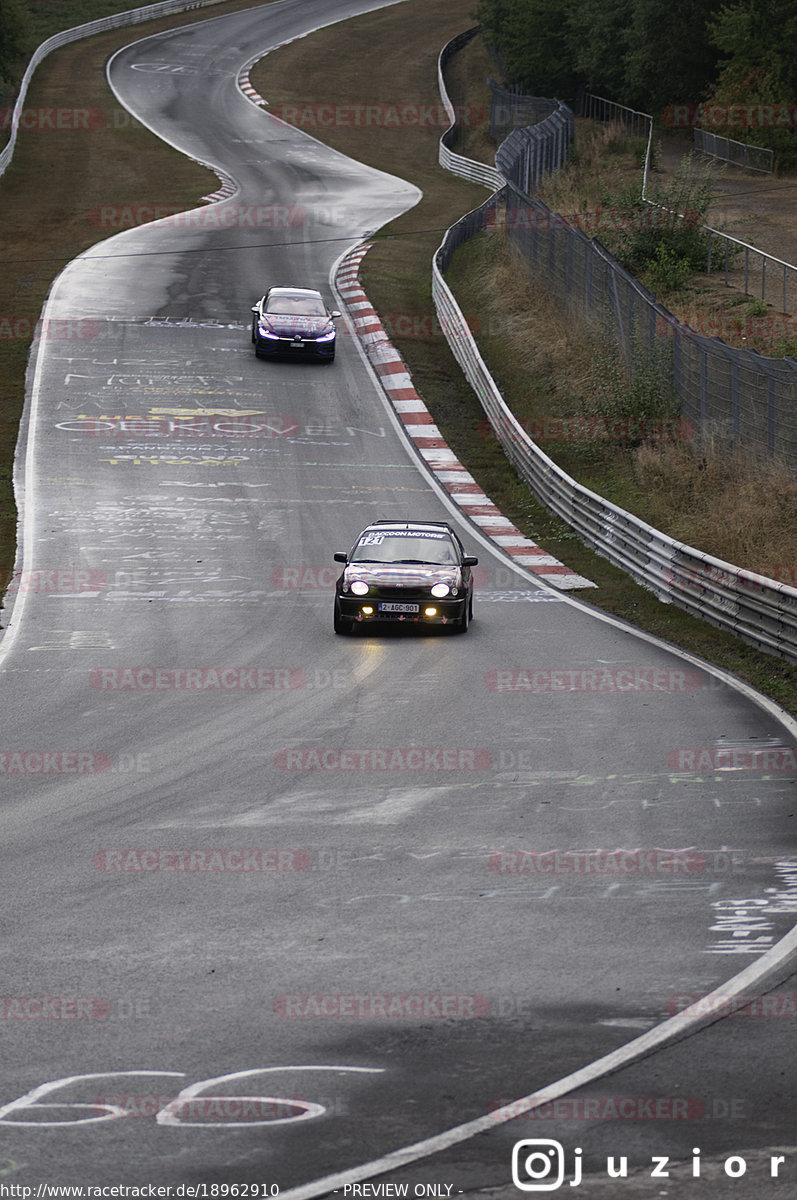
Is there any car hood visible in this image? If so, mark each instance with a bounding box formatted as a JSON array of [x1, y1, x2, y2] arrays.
[[260, 314, 333, 336], [345, 564, 460, 587]]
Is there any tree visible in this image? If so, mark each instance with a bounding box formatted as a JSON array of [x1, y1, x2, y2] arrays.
[[567, 0, 633, 104], [477, 0, 579, 97], [710, 0, 797, 96], [0, 0, 34, 95], [699, 0, 797, 166], [622, 0, 722, 114]]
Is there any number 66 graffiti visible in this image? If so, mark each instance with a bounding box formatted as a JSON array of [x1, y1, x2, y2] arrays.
[[0, 1066, 383, 1127]]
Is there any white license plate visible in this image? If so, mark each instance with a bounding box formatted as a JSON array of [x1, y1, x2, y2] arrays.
[[379, 602, 419, 613]]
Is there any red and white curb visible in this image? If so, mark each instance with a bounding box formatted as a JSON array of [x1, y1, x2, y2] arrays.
[[199, 164, 237, 204], [238, 62, 268, 109], [335, 245, 594, 590]]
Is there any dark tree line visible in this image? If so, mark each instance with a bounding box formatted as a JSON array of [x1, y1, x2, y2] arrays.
[[477, 0, 797, 158], [0, 0, 34, 97]]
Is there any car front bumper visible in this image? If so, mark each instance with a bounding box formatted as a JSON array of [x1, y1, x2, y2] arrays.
[[255, 334, 335, 359], [336, 593, 467, 625]]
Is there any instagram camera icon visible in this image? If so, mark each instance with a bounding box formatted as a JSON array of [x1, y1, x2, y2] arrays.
[[512, 1139, 566, 1191]]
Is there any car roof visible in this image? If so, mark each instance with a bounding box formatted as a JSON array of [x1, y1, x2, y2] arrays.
[[363, 520, 458, 535], [266, 286, 323, 297]]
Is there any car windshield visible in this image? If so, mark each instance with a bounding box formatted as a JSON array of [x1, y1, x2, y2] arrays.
[[352, 533, 458, 565], [265, 292, 327, 316]]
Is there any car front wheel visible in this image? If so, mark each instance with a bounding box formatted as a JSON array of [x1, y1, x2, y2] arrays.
[[334, 599, 353, 635], [453, 600, 470, 633]]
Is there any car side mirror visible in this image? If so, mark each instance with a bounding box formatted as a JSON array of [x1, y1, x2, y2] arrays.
[[331, 310, 341, 319], [463, 556, 478, 566], [251, 305, 260, 313], [333, 552, 348, 563]]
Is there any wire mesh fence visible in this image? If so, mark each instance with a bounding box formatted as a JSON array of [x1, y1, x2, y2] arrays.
[[432, 187, 797, 658], [483, 89, 797, 460], [694, 128, 774, 174], [494, 104, 574, 192], [450, 178, 797, 462], [488, 79, 561, 141]]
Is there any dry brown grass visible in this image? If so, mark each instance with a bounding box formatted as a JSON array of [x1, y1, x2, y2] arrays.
[[632, 439, 797, 577], [463, 232, 596, 414], [450, 224, 797, 577], [536, 120, 646, 217]]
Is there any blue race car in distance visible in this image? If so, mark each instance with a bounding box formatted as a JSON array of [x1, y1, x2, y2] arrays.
[[251, 286, 340, 361]]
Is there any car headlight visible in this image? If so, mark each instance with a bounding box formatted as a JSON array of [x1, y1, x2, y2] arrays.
[[315, 327, 336, 342], [430, 582, 451, 598], [350, 580, 369, 596]]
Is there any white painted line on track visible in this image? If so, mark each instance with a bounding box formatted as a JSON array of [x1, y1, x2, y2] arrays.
[[276, 921, 797, 1200]]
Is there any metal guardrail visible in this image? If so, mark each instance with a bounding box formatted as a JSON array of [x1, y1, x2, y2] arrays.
[[437, 29, 505, 192], [439, 28, 571, 193], [432, 39, 797, 659], [0, 0, 227, 179], [694, 127, 774, 174], [431, 194, 797, 660]]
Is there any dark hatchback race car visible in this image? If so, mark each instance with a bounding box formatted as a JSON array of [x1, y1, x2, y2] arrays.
[[251, 286, 340, 361], [333, 520, 478, 634]]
